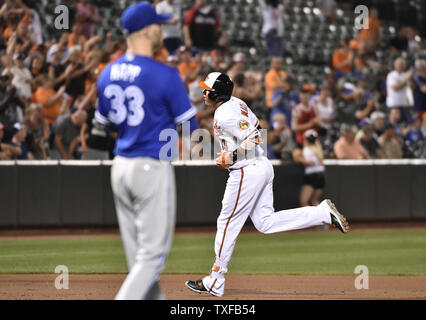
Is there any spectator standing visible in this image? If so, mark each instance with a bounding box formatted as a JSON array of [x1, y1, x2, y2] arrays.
[[332, 38, 354, 77], [46, 33, 70, 63], [52, 108, 87, 159], [325, 71, 343, 103], [188, 72, 206, 113], [358, 122, 384, 159], [6, 122, 32, 159], [226, 52, 247, 80], [67, 23, 87, 48], [47, 50, 71, 91], [269, 113, 294, 160], [357, 8, 381, 51], [24, 103, 49, 159], [259, 0, 288, 57], [0, 123, 21, 160], [80, 100, 113, 160], [299, 130, 326, 207], [412, 59, 426, 120], [62, 0, 77, 31], [75, 0, 99, 38], [156, 0, 182, 54], [370, 111, 386, 138], [0, 122, 11, 160], [311, 84, 335, 136], [316, 0, 336, 21], [177, 46, 200, 86], [291, 84, 319, 147], [389, 26, 409, 53], [341, 78, 376, 124], [207, 49, 229, 74], [32, 75, 66, 126], [270, 76, 299, 127], [29, 53, 47, 79], [386, 57, 414, 122], [22, 1, 44, 46], [183, 0, 221, 51], [378, 123, 403, 159], [15, 21, 32, 57], [232, 73, 262, 106], [387, 108, 404, 138], [8, 51, 32, 103], [404, 117, 425, 158], [0, 74, 26, 128], [334, 124, 370, 159], [264, 56, 287, 109], [64, 46, 98, 99]]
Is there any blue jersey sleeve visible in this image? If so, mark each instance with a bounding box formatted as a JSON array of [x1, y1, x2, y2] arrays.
[[165, 69, 197, 125]]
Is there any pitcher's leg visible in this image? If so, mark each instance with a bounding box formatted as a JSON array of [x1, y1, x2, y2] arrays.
[[111, 160, 138, 269], [116, 161, 175, 300]]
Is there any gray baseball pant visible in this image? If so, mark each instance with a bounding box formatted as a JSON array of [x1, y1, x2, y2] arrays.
[[111, 156, 176, 300]]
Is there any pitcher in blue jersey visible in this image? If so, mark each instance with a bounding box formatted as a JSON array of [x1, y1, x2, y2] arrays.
[[95, 2, 197, 300]]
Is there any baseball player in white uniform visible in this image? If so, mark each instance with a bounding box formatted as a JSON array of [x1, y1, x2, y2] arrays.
[[185, 72, 349, 297]]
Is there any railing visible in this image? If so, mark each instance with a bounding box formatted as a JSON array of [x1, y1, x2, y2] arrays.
[[0, 159, 425, 227]]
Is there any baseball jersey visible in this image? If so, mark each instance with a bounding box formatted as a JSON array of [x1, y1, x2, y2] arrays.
[[213, 96, 263, 169], [96, 53, 197, 159]]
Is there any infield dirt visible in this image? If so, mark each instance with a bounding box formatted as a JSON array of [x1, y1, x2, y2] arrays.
[[0, 274, 425, 300]]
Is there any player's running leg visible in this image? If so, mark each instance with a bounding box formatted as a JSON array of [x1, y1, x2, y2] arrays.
[[249, 157, 349, 234], [186, 165, 263, 296], [188, 159, 277, 297]]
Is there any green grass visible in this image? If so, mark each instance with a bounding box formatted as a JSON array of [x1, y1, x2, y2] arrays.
[[0, 230, 425, 275]]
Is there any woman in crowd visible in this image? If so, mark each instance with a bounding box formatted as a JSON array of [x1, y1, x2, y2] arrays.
[[298, 130, 326, 207]]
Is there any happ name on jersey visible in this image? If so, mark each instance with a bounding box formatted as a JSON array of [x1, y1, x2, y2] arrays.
[[110, 63, 141, 82]]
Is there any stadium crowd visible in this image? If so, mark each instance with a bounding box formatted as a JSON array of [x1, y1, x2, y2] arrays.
[[0, 0, 425, 162]]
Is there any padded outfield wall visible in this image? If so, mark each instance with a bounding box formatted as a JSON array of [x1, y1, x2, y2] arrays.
[[0, 159, 425, 227]]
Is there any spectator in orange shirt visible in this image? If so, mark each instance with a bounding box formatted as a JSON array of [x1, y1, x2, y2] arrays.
[[32, 74, 66, 126], [68, 23, 87, 48], [357, 8, 381, 51], [334, 124, 370, 159], [177, 46, 200, 85], [264, 56, 288, 108], [332, 38, 354, 76], [154, 46, 170, 65]]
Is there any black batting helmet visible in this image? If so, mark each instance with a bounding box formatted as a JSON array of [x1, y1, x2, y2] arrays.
[[198, 72, 234, 103]]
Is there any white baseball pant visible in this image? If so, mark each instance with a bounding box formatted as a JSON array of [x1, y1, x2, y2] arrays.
[[202, 156, 332, 296]]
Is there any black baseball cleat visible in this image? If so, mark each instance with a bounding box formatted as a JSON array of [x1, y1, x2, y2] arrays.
[[185, 280, 208, 294], [323, 199, 350, 233]]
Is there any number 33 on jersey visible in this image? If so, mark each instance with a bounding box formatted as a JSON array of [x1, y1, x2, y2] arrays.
[[95, 53, 197, 159]]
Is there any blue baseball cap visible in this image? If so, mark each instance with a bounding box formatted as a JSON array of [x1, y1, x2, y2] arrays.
[[120, 2, 172, 35]]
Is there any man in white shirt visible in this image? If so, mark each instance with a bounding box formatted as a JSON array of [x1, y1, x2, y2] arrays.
[[386, 57, 414, 122], [156, 0, 182, 54], [259, 0, 287, 57]]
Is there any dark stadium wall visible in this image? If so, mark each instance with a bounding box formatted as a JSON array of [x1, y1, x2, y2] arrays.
[[0, 163, 425, 227]]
